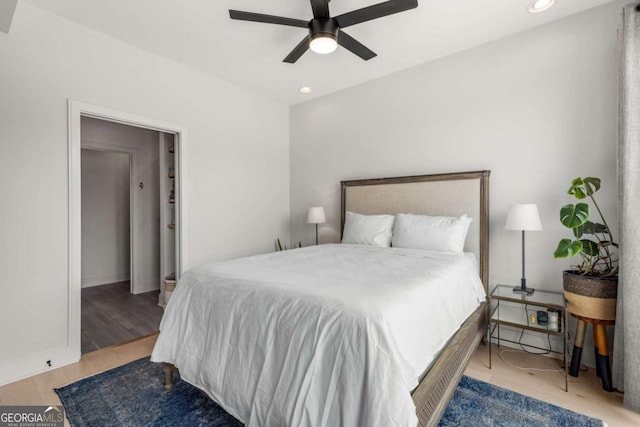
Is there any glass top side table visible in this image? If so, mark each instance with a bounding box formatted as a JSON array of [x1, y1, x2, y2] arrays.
[[488, 284, 568, 391]]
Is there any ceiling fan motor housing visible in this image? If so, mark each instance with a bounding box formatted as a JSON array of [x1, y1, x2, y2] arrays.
[[309, 18, 339, 43]]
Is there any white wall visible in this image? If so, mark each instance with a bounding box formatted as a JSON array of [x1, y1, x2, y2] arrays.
[[81, 149, 130, 288], [81, 117, 162, 293], [290, 3, 622, 359], [0, 2, 289, 384], [0, 0, 18, 33]]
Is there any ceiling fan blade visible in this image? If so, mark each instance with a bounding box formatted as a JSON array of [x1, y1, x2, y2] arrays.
[[334, 0, 418, 28], [229, 10, 309, 28], [338, 31, 377, 60], [310, 0, 330, 19], [283, 36, 310, 63]]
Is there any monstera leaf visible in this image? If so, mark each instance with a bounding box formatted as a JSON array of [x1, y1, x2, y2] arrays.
[[579, 239, 599, 257], [584, 221, 607, 234], [560, 203, 589, 229], [568, 177, 601, 199], [554, 239, 583, 258], [573, 221, 608, 238]]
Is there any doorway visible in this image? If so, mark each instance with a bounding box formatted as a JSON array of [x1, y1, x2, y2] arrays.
[[80, 119, 167, 353], [68, 101, 187, 358]]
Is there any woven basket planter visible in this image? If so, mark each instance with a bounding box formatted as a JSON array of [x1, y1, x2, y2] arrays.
[[563, 271, 618, 321]]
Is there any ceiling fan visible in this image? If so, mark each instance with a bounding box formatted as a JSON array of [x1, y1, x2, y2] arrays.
[[229, 0, 419, 63]]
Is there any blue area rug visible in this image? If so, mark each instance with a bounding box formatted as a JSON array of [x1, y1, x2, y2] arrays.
[[56, 357, 603, 426], [439, 375, 603, 427], [55, 357, 241, 427]]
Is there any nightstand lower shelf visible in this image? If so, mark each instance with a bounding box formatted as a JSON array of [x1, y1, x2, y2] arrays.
[[488, 284, 569, 392], [488, 325, 563, 354]]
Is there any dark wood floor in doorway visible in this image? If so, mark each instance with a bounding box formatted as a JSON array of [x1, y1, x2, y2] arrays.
[[81, 281, 164, 354]]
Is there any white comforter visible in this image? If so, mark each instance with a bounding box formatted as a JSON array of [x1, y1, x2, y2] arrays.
[[151, 244, 485, 427]]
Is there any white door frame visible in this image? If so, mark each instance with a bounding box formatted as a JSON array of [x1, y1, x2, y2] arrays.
[[80, 144, 139, 293], [68, 100, 188, 358]]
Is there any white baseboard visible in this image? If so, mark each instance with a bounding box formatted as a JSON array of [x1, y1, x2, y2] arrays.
[[133, 279, 160, 294], [0, 346, 80, 387], [81, 273, 129, 288], [157, 292, 166, 308]]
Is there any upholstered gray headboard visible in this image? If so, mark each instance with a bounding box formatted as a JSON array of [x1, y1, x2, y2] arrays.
[[340, 171, 490, 290]]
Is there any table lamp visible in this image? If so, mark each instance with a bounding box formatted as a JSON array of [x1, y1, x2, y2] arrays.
[[307, 207, 326, 245], [505, 204, 542, 295]]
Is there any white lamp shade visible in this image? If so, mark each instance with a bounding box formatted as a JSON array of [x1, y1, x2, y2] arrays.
[[505, 204, 542, 231], [307, 207, 326, 224]]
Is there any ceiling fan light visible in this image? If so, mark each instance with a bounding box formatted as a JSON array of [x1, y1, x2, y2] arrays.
[[310, 36, 337, 54], [528, 0, 555, 13]]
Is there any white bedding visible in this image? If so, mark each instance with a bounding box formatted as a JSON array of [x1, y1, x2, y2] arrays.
[[151, 244, 486, 427]]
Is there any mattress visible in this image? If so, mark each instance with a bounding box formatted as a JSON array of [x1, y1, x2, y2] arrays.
[[151, 244, 486, 427]]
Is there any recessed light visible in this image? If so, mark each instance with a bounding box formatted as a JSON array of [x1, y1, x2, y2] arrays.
[[528, 0, 555, 13], [299, 86, 313, 94]]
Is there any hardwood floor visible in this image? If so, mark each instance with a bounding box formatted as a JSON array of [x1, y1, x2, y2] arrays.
[[81, 281, 164, 353], [467, 343, 640, 426], [0, 334, 158, 427], [1, 337, 638, 426]]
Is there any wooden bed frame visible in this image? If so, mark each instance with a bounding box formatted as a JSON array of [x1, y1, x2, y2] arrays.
[[164, 170, 490, 427], [341, 170, 490, 426]]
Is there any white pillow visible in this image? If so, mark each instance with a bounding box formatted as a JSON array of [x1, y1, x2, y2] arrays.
[[392, 213, 472, 253], [341, 211, 395, 247]]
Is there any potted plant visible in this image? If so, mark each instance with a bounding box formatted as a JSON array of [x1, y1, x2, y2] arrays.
[[276, 238, 302, 251], [553, 177, 618, 321]]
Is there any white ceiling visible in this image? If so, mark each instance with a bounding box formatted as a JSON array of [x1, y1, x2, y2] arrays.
[[23, 0, 614, 105]]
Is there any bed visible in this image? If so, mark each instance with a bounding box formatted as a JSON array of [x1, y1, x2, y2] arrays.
[[152, 170, 490, 427]]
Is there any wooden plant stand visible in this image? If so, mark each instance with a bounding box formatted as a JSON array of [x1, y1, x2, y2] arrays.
[[568, 314, 615, 392]]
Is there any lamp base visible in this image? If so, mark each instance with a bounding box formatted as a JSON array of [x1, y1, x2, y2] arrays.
[[513, 286, 535, 296]]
